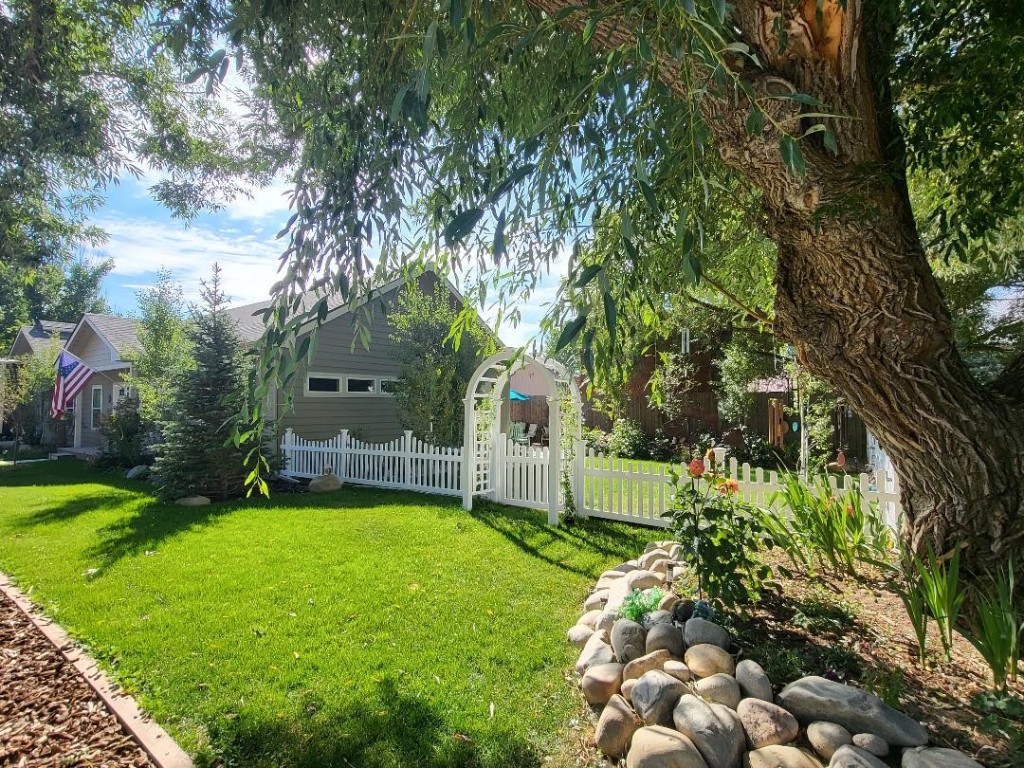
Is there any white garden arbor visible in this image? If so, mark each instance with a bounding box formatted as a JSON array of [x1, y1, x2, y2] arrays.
[[461, 347, 583, 523]]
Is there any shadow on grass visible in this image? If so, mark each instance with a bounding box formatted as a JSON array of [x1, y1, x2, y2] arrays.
[[10, 492, 130, 528], [203, 677, 542, 768], [468, 501, 650, 579]]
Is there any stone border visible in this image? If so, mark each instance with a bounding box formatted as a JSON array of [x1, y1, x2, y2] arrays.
[[0, 573, 193, 768]]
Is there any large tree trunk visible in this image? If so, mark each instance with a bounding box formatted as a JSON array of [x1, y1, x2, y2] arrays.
[[526, 0, 1024, 572]]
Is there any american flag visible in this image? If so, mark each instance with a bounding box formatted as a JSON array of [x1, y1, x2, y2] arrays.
[[50, 351, 94, 420]]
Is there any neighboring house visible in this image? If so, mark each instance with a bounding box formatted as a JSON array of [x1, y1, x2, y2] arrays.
[[8, 320, 77, 357], [62, 314, 141, 449], [228, 270, 471, 444]]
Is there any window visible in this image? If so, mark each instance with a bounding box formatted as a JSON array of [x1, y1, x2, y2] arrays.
[[346, 377, 376, 394], [305, 373, 396, 397], [90, 386, 102, 429], [307, 376, 341, 393]]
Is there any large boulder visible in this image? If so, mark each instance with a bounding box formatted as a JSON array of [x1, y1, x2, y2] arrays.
[[626, 726, 709, 768], [807, 722, 853, 761], [694, 673, 742, 710], [308, 472, 343, 492], [578, 610, 602, 629], [581, 662, 624, 705], [851, 734, 888, 757], [576, 629, 615, 675], [735, 659, 773, 702], [777, 677, 928, 747], [125, 464, 150, 480], [640, 548, 672, 570], [662, 659, 691, 682], [659, 592, 681, 612], [613, 619, 649, 664], [737, 699, 799, 749], [622, 677, 637, 703], [597, 607, 620, 633], [901, 747, 985, 768], [627, 570, 665, 591], [584, 590, 609, 611], [595, 694, 644, 759], [829, 745, 889, 768], [624, 649, 675, 681], [673, 694, 745, 768], [685, 644, 736, 678], [643, 610, 674, 630], [745, 745, 824, 768], [175, 495, 210, 506], [673, 598, 696, 624], [631, 670, 688, 726], [647, 623, 685, 657], [685, 617, 731, 649]]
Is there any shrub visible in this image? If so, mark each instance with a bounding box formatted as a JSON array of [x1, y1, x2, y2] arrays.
[[620, 587, 665, 623], [608, 418, 649, 459], [665, 460, 771, 609], [648, 429, 676, 462], [99, 396, 145, 468], [728, 428, 786, 470], [583, 427, 610, 454]]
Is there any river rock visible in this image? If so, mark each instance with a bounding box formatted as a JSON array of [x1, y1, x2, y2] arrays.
[[584, 590, 609, 611], [622, 677, 637, 702], [673, 694, 745, 768], [597, 571, 627, 590], [852, 734, 888, 757], [628, 570, 665, 591], [595, 694, 644, 759], [579, 610, 601, 629], [829, 745, 889, 768], [640, 548, 671, 570], [613, 562, 642, 574], [647, 623, 685, 657], [807, 722, 853, 761], [685, 644, 736, 678], [568, 624, 593, 648], [736, 659, 773, 702], [745, 745, 824, 768], [582, 662, 624, 705], [737, 698, 799, 748], [125, 464, 149, 479], [576, 629, 615, 675], [777, 677, 927, 747], [685, 617, 731, 649], [674, 598, 696, 623], [175, 495, 210, 506], [632, 670, 687, 726], [627, 726, 709, 768], [643, 610, 674, 629], [663, 659, 691, 682], [597, 607, 619, 633], [624, 649, 674, 681], [901, 747, 985, 768], [694, 673, 742, 710], [659, 592, 681, 612], [613, 619, 649, 664]]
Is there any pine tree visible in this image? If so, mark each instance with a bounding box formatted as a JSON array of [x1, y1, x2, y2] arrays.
[[154, 265, 256, 501]]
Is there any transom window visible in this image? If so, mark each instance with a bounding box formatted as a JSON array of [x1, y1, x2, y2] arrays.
[[305, 373, 396, 397]]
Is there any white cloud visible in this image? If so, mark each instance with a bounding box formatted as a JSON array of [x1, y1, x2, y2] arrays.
[[223, 177, 295, 223], [95, 216, 282, 307]]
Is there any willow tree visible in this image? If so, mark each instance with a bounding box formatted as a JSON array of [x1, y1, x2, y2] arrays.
[[159, 1, 1023, 572]]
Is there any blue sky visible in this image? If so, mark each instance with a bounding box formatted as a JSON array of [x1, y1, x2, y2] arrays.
[[88, 174, 563, 348]]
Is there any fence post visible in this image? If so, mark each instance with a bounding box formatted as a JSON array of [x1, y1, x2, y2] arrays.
[[339, 429, 349, 482], [282, 428, 294, 476], [546, 394, 561, 525], [574, 439, 586, 518], [403, 430, 413, 490]]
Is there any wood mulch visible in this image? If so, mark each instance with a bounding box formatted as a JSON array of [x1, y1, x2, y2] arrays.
[[0, 591, 153, 768]]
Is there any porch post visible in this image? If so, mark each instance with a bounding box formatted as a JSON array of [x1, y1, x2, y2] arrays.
[[73, 392, 82, 448]]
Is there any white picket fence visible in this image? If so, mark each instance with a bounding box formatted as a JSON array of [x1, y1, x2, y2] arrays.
[[280, 428, 462, 497], [280, 429, 902, 530]]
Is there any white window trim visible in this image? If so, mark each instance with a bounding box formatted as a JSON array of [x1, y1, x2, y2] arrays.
[[304, 372, 396, 398], [90, 385, 103, 429]]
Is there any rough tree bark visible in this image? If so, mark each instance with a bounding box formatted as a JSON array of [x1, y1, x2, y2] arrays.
[[525, 0, 1024, 573]]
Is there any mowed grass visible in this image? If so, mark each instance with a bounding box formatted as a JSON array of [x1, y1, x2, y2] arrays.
[[0, 462, 652, 768]]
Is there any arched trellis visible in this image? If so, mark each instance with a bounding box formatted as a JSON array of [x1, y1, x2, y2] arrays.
[[461, 347, 582, 523]]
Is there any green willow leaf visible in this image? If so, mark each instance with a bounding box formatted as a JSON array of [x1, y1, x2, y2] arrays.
[[575, 263, 603, 287], [556, 315, 587, 352], [780, 135, 806, 176], [444, 208, 484, 247]]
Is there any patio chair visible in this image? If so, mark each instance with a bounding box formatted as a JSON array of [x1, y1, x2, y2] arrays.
[[523, 423, 539, 444], [509, 422, 529, 445]]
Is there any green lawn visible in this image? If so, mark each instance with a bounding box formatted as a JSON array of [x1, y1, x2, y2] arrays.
[[0, 462, 652, 768]]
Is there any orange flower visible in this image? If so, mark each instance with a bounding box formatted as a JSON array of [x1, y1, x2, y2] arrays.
[[705, 448, 715, 463], [725, 478, 740, 494], [688, 458, 706, 478], [846, 504, 855, 516]]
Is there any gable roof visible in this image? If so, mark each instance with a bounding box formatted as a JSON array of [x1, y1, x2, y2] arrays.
[[9, 320, 76, 357], [82, 313, 141, 357], [226, 271, 466, 345]]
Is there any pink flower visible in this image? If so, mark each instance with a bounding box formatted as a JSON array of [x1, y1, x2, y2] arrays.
[[688, 458, 706, 478]]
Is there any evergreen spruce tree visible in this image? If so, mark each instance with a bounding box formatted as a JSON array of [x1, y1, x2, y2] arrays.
[[154, 265, 255, 501]]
